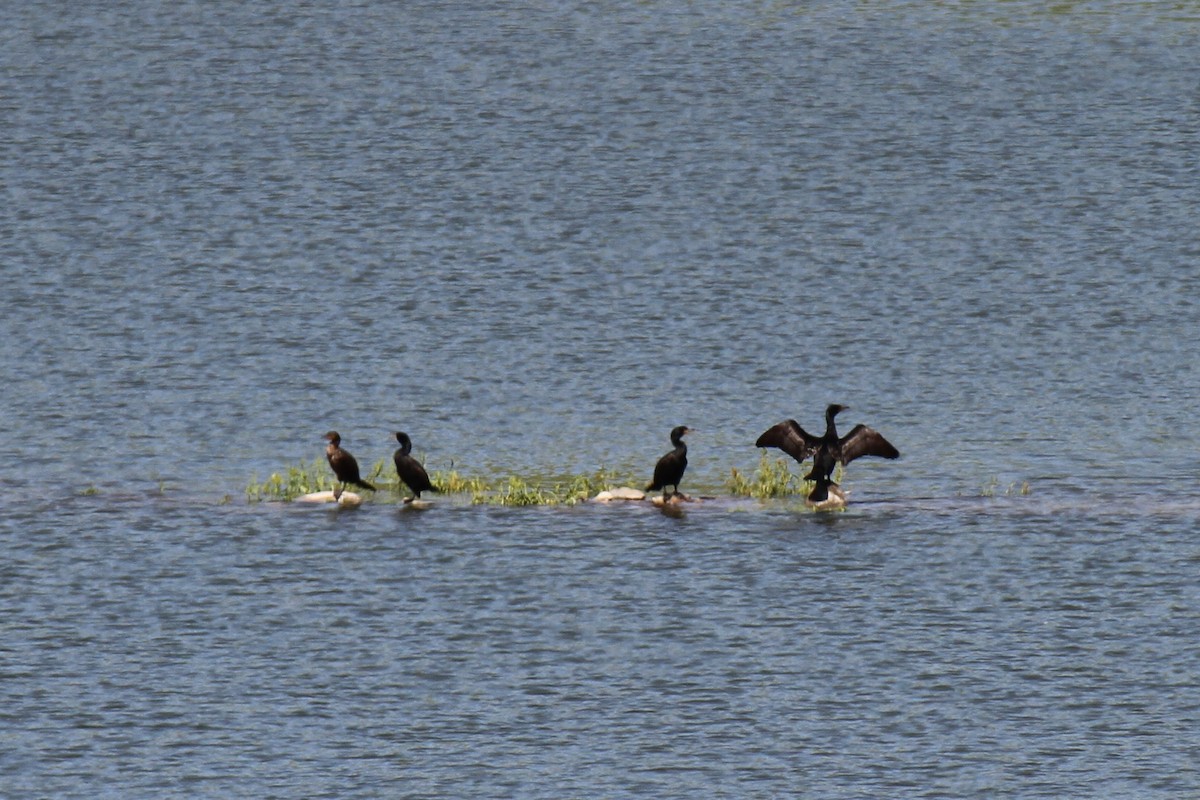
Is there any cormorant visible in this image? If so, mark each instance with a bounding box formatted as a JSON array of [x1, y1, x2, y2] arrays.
[[755, 404, 898, 489], [647, 425, 693, 500], [393, 431, 435, 502], [323, 431, 377, 499]]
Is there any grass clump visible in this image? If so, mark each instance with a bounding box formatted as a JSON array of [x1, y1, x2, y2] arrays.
[[430, 470, 492, 496], [483, 469, 620, 506], [981, 477, 1032, 497], [558, 468, 620, 503], [246, 457, 386, 502], [728, 453, 809, 498], [493, 476, 557, 506], [248, 459, 623, 506], [247, 457, 332, 501]]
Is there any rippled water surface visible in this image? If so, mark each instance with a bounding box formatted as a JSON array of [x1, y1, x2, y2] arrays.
[[3, 2, 1199, 797]]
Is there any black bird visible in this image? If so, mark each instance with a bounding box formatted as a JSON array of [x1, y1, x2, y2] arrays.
[[324, 431, 377, 499], [647, 425, 693, 500], [393, 431, 435, 502], [755, 404, 899, 493]]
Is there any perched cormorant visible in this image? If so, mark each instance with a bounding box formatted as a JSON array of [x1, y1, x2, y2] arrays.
[[393, 431, 435, 502], [647, 425, 693, 500], [323, 431, 377, 499], [756, 404, 898, 489]]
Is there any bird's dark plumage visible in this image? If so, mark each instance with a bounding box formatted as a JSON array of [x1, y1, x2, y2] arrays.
[[324, 431, 377, 496], [647, 425, 692, 498], [393, 431, 435, 500], [756, 404, 898, 484]]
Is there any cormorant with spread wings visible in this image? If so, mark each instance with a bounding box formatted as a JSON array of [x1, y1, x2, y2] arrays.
[[755, 404, 898, 494]]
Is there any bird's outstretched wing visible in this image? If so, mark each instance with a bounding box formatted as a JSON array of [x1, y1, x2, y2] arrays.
[[838, 425, 899, 464], [755, 420, 819, 463]]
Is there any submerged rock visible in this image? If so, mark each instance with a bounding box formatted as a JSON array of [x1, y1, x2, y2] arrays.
[[403, 498, 434, 509], [592, 487, 646, 502], [805, 485, 848, 511], [650, 492, 697, 507], [297, 490, 363, 506]]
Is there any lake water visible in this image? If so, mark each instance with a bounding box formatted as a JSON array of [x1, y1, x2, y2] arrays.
[[3, 2, 1199, 797]]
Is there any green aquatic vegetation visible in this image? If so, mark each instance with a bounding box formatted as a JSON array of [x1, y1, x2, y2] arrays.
[[246, 455, 391, 501], [430, 469, 492, 496], [364, 458, 387, 487], [981, 477, 1032, 497], [557, 468, 620, 503], [246, 457, 335, 501], [727, 453, 809, 498], [492, 476, 556, 506], [248, 459, 623, 505], [481, 469, 621, 506]]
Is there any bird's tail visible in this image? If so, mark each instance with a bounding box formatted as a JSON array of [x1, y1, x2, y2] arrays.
[[355, 480, 377, 491]]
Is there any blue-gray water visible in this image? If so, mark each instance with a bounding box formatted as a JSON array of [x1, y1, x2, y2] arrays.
[[3, 2, 1199, 797]]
